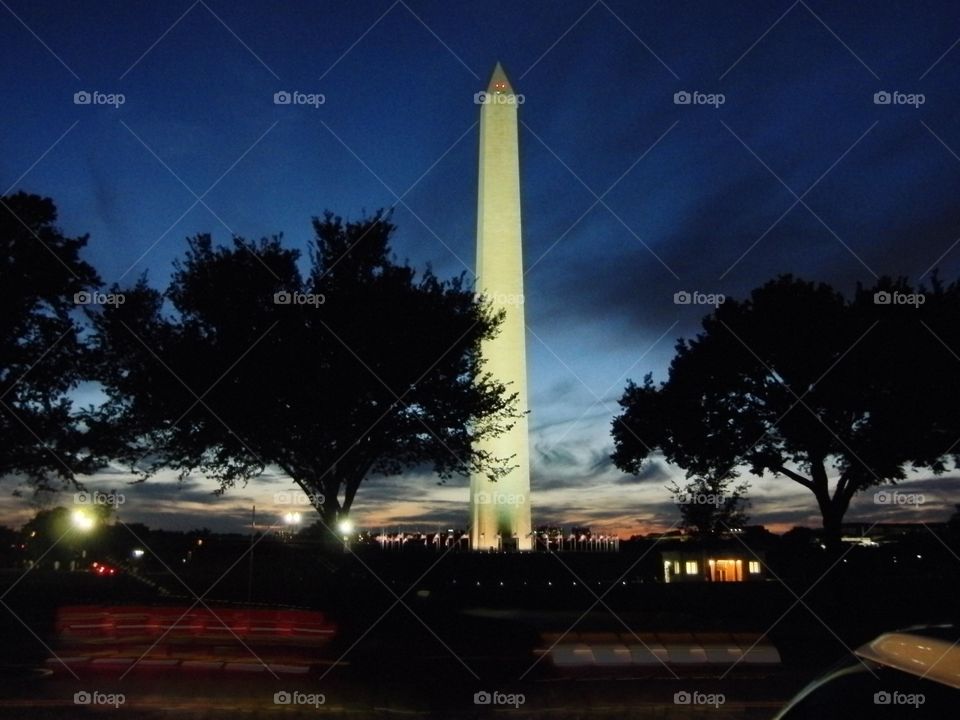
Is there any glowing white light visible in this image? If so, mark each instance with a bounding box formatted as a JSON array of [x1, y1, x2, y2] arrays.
[[338, 519, 354, 536], [71, 510, 95, 532]]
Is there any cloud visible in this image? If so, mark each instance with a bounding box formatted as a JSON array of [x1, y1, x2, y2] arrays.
[[616, 458, 671, 484]]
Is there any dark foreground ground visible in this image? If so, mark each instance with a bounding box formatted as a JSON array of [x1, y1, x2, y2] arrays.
[[0, 547, 957, 719]]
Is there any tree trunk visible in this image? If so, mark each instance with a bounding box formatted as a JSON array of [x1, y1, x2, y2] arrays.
[[320, 486, 340, 526], [315, 489, 346, 554], [289, 472, 342, 551], [810, 458, 845, 554], [821, 504, 844, 554]]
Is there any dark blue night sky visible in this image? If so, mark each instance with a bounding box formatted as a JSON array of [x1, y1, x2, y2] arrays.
[[3, 0, 959, 534]]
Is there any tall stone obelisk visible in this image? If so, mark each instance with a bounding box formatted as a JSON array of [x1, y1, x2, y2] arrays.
[[470, 62, 532, 551]]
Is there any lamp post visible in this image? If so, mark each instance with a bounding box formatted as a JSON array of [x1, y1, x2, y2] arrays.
[[70, 509, 96, 571], [337, 519, 353, 552], [282, 512, 302, 542]]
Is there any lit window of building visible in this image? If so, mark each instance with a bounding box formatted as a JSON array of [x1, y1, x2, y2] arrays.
[[685, 561, 698, 575], [748, 560, 761, 574]]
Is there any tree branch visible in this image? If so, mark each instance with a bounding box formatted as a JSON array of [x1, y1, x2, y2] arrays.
[[773, 464, 814, 490]]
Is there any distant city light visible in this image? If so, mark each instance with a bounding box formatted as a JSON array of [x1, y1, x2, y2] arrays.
[[283, 512, 302, 526], [131, 548, 145, 558]]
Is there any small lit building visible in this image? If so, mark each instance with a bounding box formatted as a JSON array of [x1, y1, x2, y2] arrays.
[[661, 545, 765, 583]]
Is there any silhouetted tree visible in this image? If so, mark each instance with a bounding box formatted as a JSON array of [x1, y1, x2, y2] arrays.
[[0, 193, 101, 492], [613, 275, 960, 549], [667, 475, 750, 537], [89, 213, 519, 539]]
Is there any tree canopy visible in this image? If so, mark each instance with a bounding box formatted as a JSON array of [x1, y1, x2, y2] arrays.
[[613, 274, 960, 546], [667, 475, 750, 538], [89, 212, 519, 535], [0, 192, 102, 492]]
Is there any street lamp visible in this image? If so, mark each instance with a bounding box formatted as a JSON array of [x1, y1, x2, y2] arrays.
[[71, 509, 95, 532], [337, 519, 353, 551], [70, 509, 96, 570], [282, 512, 302, 542]]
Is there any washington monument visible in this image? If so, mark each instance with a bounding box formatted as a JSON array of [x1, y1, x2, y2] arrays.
[[470, 63, 532, 551]]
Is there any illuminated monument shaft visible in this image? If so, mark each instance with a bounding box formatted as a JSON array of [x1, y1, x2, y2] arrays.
[[470, 63, 532, 551]]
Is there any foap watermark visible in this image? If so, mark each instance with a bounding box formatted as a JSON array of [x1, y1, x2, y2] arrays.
[[274, 491, 325, 507], [75, 291, 125, 306], [873, 91, 925, 109], [674, 90, 725, 108], [479, 292, 524, 306], [874, 690, 925, 708], [273, 90, 325, 108], [474, 91, 525, 105], [273, 690, 325, 707], [675, 492, 727, 507], [74, 90, 125, 108], [474, 491, 526, 506], [674, 290, 725, 307], [873, 290, 925, 308], [674, 690, 725, 708], [874, 490, 925, 506], [74, 690, 125, 708], [473, 690, 525, 708], [274, 291, 325, 307], [74, 490, 125, 508]]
